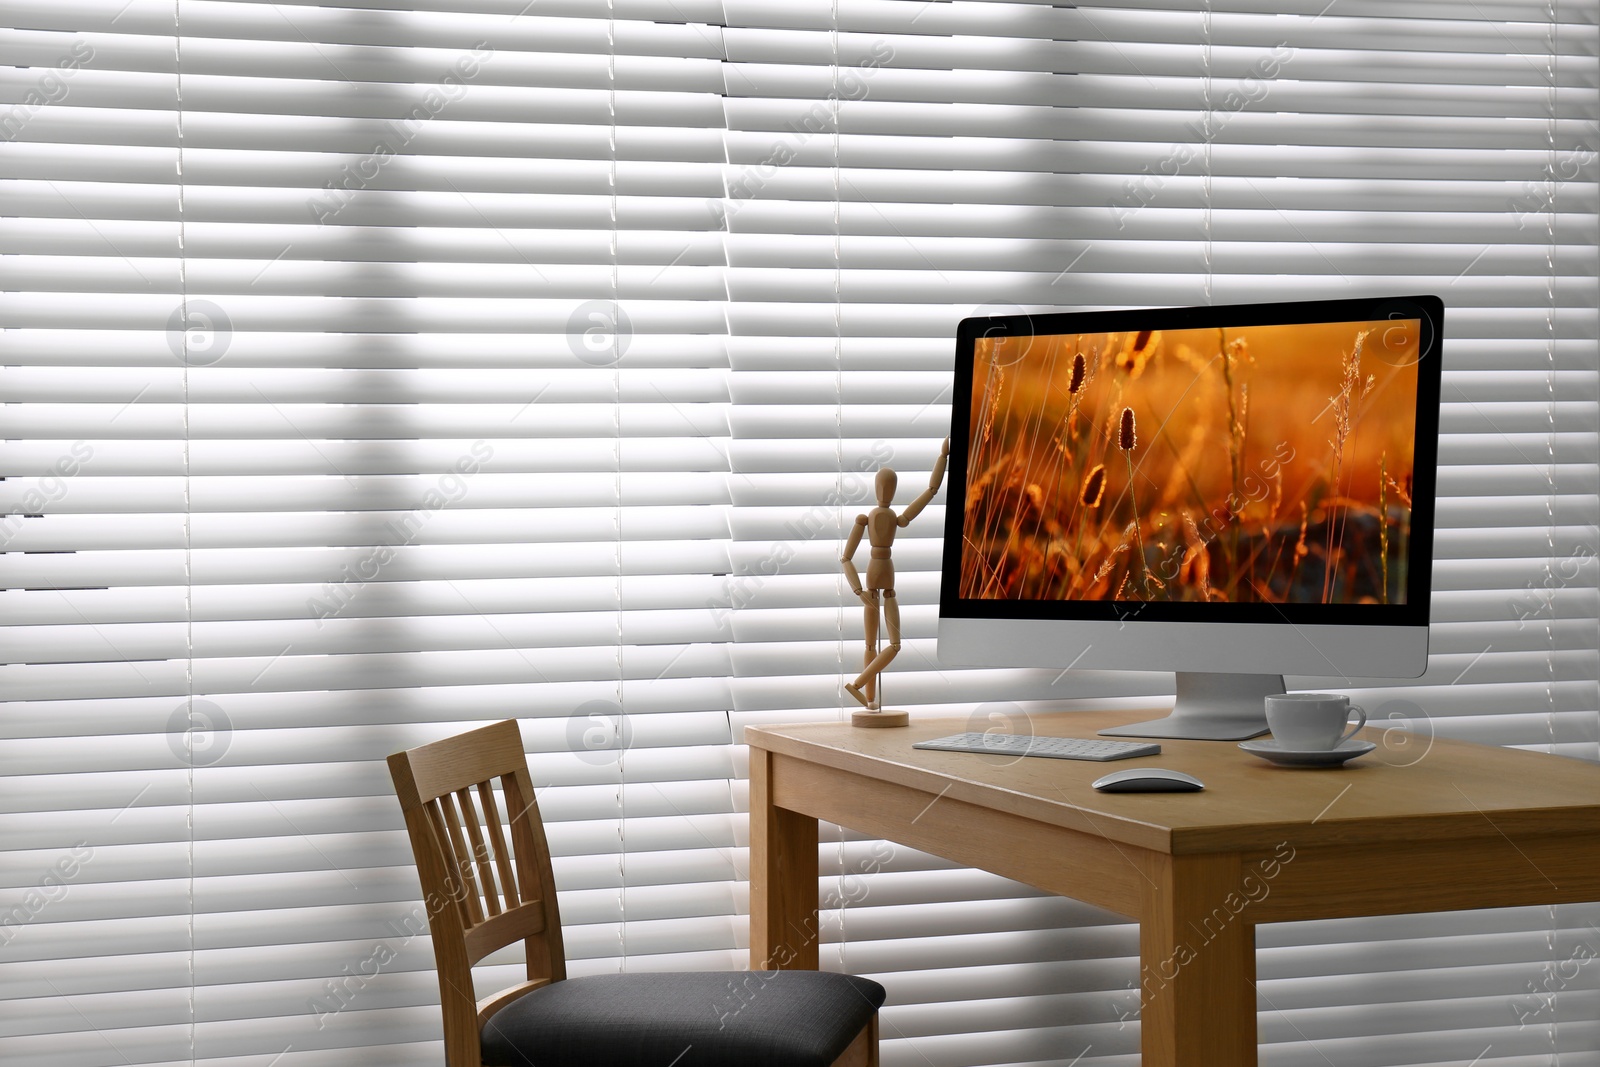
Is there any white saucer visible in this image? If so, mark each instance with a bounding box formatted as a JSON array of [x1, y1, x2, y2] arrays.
[[1238, 737, 1376, 768]]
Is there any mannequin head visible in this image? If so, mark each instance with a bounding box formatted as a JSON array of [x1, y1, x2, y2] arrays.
[[874, 467, 897, 507]]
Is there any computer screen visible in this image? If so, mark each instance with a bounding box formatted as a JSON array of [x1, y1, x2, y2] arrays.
[[937, 295, 1443, 739]]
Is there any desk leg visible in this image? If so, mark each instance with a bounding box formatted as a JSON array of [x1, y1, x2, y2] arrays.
[[749, 748, 819, 970], [1139, 852, 1258, 1067]]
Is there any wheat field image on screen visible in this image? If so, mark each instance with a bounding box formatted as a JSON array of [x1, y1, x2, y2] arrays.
[[960, 320, 1420, 605]]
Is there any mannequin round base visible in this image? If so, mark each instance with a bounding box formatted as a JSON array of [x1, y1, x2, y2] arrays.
[[851, 709, 910, 728]]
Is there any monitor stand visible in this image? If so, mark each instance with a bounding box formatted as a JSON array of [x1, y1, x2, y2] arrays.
[[1097, 672, 1281, 741]]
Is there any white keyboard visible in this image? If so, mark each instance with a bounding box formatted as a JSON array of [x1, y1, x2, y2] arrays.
[[912, 732, 1161, 762]]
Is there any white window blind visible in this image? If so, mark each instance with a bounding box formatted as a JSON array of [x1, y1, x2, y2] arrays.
[[2, 3, 1597, 1067]]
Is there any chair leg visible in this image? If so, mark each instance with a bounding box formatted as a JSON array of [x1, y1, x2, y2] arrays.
[[830, 1012, 878, 1067]]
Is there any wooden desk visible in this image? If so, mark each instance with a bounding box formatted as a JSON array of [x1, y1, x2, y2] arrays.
[[745, 710, 1600, 1066]]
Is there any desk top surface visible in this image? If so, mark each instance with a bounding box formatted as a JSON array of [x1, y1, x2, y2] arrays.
[[746, 710, 1600, 854]]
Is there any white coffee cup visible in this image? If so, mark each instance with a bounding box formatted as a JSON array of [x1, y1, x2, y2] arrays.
[[1264, 693, 1367, 751]]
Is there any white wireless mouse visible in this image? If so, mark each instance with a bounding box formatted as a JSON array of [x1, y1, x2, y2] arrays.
[[1092, 767, 1205, 793]]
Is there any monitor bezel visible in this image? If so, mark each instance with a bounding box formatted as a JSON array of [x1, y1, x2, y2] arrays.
[[939, 294, 1443, 631]]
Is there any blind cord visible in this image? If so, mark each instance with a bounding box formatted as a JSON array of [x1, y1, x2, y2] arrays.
[[1540, 5, 1559, 1063], [174, 3, 197, 1062]]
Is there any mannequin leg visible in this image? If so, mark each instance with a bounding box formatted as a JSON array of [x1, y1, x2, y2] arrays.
[[882, 592, 900, 657], [845, 594, 879, 708], [847, 590, 900, 706], [861, 595, 880, 707]]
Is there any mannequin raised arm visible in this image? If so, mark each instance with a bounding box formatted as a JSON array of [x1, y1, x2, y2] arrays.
[[896, 437, 951, 528]]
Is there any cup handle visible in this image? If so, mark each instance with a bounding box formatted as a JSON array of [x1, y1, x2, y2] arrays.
[[1338, 704, 1368, 746]]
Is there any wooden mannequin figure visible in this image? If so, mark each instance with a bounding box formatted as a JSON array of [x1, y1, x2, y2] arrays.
[[841, 437, 951, 727]]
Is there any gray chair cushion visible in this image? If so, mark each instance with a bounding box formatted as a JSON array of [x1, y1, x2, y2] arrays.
[[481, 970, 885, 1067]]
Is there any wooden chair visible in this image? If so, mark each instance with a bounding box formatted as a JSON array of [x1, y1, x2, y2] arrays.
[[388, 719, 884, 1067]]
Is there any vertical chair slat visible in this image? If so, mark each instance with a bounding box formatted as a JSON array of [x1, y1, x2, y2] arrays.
[[479, 779, 520, 908], [438, 790, 485, 927], [423, 799, 472, 931], [457, 785, 501, 917]]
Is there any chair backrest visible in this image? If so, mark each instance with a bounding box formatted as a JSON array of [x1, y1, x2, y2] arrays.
[[388, 719, 567, 1067]]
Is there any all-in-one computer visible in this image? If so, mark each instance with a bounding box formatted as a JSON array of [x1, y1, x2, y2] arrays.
[[937, 295, 1443, 740]]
